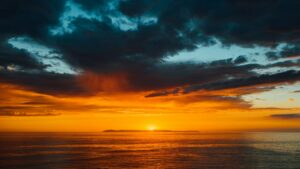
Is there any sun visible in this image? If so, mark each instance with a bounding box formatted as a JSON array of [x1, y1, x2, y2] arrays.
[[147, 125, 157, 131]]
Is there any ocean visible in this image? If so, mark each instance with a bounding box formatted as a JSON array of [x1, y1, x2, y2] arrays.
[[0, 132, 299, 169]]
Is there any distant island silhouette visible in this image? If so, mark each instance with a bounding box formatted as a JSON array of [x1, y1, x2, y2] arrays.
[[102, 129, 198, 132]]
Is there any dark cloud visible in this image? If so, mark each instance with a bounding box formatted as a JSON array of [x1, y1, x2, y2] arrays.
[[0, 0, 65, 39], [280, 45, 300, 58], [1, 0, 300, 100], [118, 0, 300, 46], [266, 44, 300, 60], [0, 0, 66, 79], [145, 88, 179, 98], [0, 59, 259, 96], [72, 0, 107, 11], [118, 0, 151, 17], [266, 51, 279, 61], [184, 70, 300, 93], [167, 94, 252, 109], [0, 71, 89, 96], [234, 55, 247, 64], [52, 17, 201, 72], [267, 59, 300, 68], [128, 62, 259, 92], [0, 112, 61, 117], [0, 105, 61, 117], [209, 58, 233, 67], [194, 95, 251, 108], [143, 68, 300, 98], [0, 112, 60, 117], [142, 61, 261, 97], [0, 42, 45, 70], [48, 0, 300, 86], [270, 113, 300, 119]]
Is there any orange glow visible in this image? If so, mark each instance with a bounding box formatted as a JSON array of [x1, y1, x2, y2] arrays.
[[147, 125, 157, 131], [77, 71, 129, 93], [1, 82, 300, 132]]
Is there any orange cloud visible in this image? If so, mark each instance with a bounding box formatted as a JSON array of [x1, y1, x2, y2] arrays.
[[1, 81, 300, 132], [77, 71, 129, 93]]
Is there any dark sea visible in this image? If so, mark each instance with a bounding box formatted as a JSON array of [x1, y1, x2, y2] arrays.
[[0, 132, 299, 169]]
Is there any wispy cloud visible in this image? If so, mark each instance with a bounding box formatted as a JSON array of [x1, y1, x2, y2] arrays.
[[0, 112, 61, 116], [270, 113, 300, 119]]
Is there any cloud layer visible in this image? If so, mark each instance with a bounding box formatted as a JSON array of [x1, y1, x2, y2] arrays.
[[1, 0, 300, 109], [270, 113, 300, 119]]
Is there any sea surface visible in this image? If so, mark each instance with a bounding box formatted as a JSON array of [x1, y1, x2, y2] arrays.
[[0, 132, 300, 169]]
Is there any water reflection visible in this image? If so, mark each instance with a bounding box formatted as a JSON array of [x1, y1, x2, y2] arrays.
[[0, 132, 299, 169]]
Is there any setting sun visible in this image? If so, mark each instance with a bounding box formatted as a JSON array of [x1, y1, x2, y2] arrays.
[[147, 125, 157, 131]]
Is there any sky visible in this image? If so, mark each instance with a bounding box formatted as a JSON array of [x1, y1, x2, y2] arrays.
[[1, 0, 300, 132]]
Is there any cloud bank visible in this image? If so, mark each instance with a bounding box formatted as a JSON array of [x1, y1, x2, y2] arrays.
[[1, 0, 300, 105]]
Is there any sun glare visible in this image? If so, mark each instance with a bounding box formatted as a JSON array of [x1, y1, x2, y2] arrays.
[[147, 125, 157, 131]]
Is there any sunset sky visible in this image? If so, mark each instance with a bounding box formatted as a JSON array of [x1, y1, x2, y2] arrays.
[[1, 0, 300, 132]]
